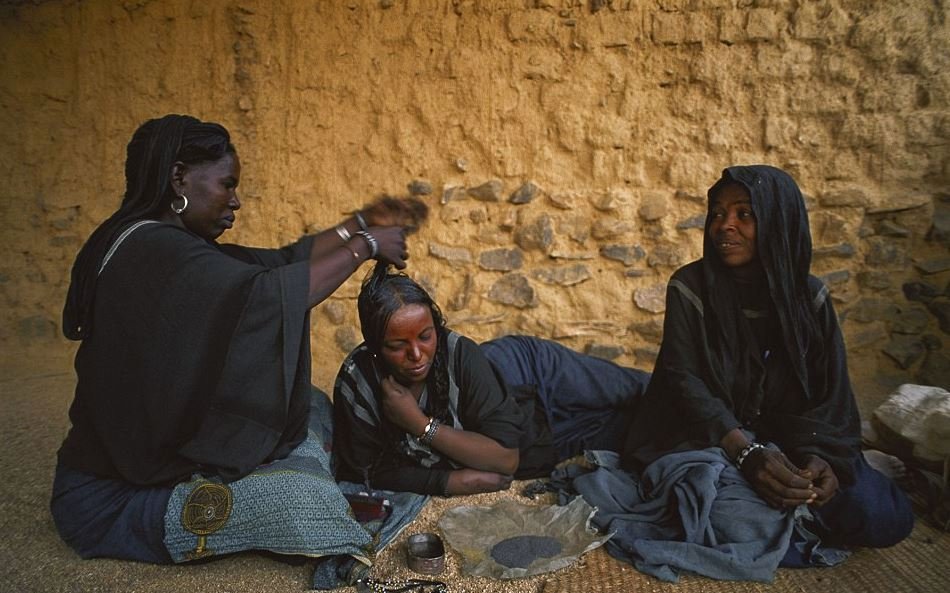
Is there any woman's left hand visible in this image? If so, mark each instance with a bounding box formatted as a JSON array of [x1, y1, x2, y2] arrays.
[[798, 454, 839, 506], [445, 469, 513, 495], [379, 376, 427, 435], [741, 448, 817, 508]]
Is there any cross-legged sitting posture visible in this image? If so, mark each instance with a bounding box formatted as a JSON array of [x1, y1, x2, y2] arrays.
[[52, 114, 425, 571], [576, 165, 914, 581]]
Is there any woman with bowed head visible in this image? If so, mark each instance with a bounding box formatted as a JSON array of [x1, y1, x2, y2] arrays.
[[571, 165, 914, 582], [332, 266, 651, 496], [52, 114, 427, 566]]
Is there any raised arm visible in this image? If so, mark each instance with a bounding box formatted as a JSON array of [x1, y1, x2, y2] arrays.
[[305, 197, 427, 308], [305, 221, 405, 307]]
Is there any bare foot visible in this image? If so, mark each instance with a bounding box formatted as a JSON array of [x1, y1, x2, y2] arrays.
[[863, 449, 907, 481]]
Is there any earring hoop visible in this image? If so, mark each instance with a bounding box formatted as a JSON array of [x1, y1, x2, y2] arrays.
[[171, 194, 189, 215]]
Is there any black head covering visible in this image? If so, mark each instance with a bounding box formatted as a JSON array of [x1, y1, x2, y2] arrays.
[[702, 165, 822, 400], [63, 115, 233, 340]]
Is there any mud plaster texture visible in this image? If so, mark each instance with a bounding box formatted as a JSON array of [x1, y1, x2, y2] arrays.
[[1, 3, 950, 593], [2, 0, 949, 414]]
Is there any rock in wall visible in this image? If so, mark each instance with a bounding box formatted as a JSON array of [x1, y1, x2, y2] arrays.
[[0, 0, 947, 407]]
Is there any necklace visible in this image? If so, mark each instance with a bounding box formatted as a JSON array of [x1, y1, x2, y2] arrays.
[[355, 577, 448, 593]]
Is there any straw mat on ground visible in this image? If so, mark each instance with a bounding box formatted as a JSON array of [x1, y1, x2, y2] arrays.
[[370, 482, 949, 593], [2, 358, 947, 593], [541, 519, 948, 593]]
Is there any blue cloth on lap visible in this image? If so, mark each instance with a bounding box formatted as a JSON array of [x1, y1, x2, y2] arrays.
[[164, 387, 428, 588], [568, 448, 799, 583], [164, 432, 375, 562]]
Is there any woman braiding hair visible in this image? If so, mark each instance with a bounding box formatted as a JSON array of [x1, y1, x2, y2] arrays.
[[63, 116, 234, 340], [53, 113, 426, 568]]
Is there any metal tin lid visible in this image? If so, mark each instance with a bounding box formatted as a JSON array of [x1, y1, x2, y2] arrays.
[[406, 532, 446, 575]]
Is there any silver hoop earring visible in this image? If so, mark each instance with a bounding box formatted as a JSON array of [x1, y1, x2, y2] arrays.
[[170, 194, 189, 215]]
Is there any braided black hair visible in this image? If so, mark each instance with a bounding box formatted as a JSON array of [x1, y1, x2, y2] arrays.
[[357, 263, 451, 421], [63, 114, 235, 340]]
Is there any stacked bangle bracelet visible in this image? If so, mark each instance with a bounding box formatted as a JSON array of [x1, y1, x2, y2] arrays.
[[355, 211, 369, 232], [335, 224, 352, 243], [355, 230, 379, 258], [735, 442, 765, 469], [419, 417, 440, 447]]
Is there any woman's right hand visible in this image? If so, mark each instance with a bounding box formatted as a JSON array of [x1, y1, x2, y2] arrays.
[[361, 196, 429, 232], [741, 448, 816, 509], [365, 226, 409, 269], [445, 468, 514, 495], [379, 376, 426, 434]]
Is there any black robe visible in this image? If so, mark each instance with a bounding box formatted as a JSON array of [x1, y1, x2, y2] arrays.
[[623, 165, 862, 485], [57, 222, 314, 486], [622, 262, 862, 483], [332, 333, 555, 495]]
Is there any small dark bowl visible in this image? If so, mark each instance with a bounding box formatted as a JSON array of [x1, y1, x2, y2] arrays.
[[406, 532, 445, 575]]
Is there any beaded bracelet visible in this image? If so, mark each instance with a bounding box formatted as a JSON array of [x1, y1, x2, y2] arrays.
[[355, 577, 447, 593], [355, 230, 379, 258], [735, 442, 765, 469], [418, 417, 440, 447]]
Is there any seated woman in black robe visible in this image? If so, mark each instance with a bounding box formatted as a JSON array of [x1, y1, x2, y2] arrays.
[[52, 114, 426, 567], [621, 165, 914, 568], [332, 267, 650, 496]]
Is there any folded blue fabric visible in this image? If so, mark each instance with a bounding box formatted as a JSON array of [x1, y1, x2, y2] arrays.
[[570, 447, 795, 583]]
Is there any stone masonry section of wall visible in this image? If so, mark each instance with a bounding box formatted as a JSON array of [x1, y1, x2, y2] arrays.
[[1, 1, 947, 408]]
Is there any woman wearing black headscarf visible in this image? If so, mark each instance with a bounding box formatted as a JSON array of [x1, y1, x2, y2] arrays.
[[52, 114, 426, 565], [618, 165, 913, 571]]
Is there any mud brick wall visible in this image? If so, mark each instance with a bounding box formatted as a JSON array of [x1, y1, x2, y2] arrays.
[[1, 0, 947, 407]]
